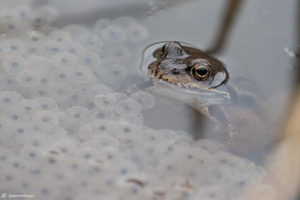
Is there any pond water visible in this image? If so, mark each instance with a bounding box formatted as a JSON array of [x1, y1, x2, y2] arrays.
[[0, 0, 298, 199]]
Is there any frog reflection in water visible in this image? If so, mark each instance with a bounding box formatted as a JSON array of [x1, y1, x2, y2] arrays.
[[146, 41, 272, 155]]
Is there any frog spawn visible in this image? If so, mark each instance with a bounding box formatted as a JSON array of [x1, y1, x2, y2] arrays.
[[0, 3, 279, 200]]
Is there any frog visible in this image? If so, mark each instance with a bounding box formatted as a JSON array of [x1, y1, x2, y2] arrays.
[[142, 41, 272, 155]]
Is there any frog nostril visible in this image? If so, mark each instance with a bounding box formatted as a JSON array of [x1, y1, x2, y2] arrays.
[[172, 68, 179, 74]]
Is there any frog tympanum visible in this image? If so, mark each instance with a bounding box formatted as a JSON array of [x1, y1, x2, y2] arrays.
[[144, 41, 272, 155]]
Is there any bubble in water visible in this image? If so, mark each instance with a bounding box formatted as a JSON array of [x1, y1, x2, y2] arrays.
[[32, 110, 59, 130], [114, 99, 141, 116], [16, 70, 41, 87], [3, 55, 27, 75], [130, 91, 155, 109]]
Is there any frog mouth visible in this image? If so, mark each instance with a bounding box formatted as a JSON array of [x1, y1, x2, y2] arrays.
[[148, 67, 224, 92], [149, 74, 230, 99]]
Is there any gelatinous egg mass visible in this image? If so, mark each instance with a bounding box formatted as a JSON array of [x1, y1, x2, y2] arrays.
[[0, 3, 276, 200]]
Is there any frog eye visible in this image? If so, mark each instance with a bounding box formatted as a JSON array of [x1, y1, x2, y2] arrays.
[[160, 43, 170, 58], [191, 60, 211, 80]]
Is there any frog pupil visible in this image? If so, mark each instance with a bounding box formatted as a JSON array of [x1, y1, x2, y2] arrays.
[[196, 67, 208, 76]]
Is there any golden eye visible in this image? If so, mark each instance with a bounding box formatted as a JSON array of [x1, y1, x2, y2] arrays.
[[191, 60, 211, 80], [160, 43, 170, 58]]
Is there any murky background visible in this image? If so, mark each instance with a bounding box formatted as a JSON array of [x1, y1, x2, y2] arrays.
[[0, 0, 298, 199]]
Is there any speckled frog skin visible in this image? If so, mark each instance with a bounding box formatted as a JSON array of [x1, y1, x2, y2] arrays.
[[147, 41, 272, 155]]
